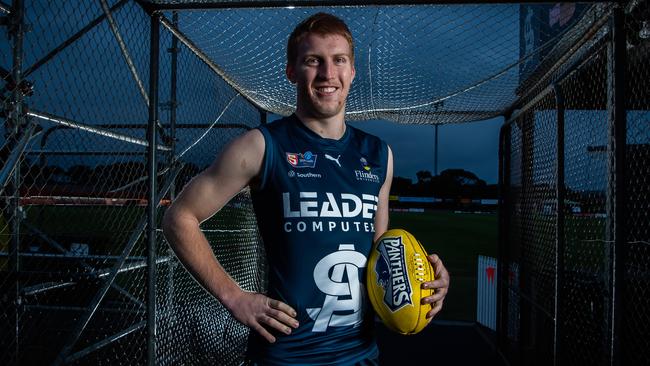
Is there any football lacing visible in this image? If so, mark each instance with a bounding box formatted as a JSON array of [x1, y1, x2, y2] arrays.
[[414, 253, 426, 282]]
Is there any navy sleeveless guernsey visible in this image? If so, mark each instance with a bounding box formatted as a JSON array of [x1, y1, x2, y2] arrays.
[[248, 114, 389, 365]]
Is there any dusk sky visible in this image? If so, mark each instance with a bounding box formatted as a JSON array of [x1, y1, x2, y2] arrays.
[[350, 117, 502, 184], [269, 114, 503, 185], [6, 2, 515, 187]]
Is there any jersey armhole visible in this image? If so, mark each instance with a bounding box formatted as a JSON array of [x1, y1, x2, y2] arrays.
[[256, 126, 274, 190]]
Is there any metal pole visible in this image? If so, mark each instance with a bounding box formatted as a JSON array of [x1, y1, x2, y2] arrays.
[[518, 110, 534, 365], [28, 110, 172, 151], [0, 1, 11, 13], [65, 321, 146, 364], [164, 12, 179, 328], [99, 0, 149, 106], [168, 11, 179, 200], [8, 1, 25, 364], [497, 119, 511, 362], [606, 6, 626, 366], [140, 0, 608, 11], [53, 165, 182, 365], [553, 83, 566, 366], [158, 15, 266, 111], [147, 12, 161, 366], [23, 0, 129, 78], [0, 122, 37, 190], [496, 124, 505, 353]]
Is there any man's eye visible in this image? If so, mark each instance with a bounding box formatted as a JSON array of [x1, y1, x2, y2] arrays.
[[335, 57, 347, 64], [305, 58, 319, 65]]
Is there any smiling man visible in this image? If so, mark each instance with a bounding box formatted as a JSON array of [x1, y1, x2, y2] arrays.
[[162, 13, 449, 365]]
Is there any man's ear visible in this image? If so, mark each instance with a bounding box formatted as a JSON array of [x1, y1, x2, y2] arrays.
[[286, 64, 296, 84], [351, 63, 356, 82]]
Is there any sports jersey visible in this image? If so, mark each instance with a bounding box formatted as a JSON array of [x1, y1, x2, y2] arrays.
[[248, 114, 389, 365]]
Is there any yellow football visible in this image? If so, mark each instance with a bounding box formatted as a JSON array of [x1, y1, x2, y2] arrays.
[[367, 229, 435, 334]]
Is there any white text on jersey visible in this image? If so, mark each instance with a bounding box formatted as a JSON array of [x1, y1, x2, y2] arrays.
[[283, 192, 378, 219]]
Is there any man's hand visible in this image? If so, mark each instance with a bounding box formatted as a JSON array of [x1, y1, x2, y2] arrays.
[[226, 291, 300, 343], [420, 253, 450, 319]]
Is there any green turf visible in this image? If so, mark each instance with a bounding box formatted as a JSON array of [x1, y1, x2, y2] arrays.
[[389, 210, 498, 321], [23, 205, 497, 321]]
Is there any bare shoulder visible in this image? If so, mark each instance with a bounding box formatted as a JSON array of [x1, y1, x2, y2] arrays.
[[206, 128, 265, 179], [167, 129, 265, 223], [225, 128, 264, 153]]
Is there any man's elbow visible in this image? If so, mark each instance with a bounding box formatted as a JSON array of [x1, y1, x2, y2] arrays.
[[162, 206, 181, 247]]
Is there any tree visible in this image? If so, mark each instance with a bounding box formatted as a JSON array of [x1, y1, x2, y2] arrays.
[[416, 170, 433, 184], [67, 165, 93, 184], [390, 176, 412, 196], [433, 169, 487, 198]]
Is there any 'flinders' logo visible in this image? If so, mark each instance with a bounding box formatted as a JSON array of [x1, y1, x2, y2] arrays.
[[354, 157, 380, 183], [375, 236, 412, 312]]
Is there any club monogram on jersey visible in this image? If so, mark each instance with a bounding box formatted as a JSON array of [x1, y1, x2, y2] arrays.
[[307, 244, 367, 332]]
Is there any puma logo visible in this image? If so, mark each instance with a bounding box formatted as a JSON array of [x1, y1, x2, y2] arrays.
[[324, 154, 342, 168]]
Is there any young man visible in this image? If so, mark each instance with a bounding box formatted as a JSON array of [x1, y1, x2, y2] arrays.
[[163, 13, 449, 365]]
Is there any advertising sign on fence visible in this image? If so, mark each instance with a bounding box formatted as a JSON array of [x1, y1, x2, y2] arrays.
[[477, 255, 498, 330]]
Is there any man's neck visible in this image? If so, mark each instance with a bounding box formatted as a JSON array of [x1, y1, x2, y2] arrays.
[[294, 111, 346, 140]]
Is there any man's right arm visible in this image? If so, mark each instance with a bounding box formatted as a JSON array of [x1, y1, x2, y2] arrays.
[[162, 129, 298, 343]]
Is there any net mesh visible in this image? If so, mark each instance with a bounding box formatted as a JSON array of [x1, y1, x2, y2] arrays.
[[1, 1, 263, 364], [622, 2, 650, 364], [150, 3, 601, 124], [499, 1, 650, 365], [1, 1, 648, 365]]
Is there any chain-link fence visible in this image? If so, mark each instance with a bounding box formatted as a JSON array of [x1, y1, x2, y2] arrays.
[[2, 0, 648, 365], [498, 2, 649, 365], [1, 1, 264, 365]]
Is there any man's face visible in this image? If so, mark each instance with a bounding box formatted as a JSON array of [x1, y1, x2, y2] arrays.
[[286, 33, 355, 121]]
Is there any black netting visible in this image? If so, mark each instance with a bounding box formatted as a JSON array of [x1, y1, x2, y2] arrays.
[[499, 2, 650, 365], [559, 44, 608, 366], [622, 2, 650, 364], [1, 1, 262, 365], [2, 1, 648, 365]]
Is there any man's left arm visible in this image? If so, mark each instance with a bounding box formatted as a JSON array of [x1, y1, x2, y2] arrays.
[[373, 146, 450, 320]]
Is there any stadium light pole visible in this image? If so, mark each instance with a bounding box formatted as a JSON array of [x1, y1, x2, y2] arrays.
[[434, 124, 439, 176]]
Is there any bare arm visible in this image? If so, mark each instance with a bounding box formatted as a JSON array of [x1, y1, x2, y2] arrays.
[[162, 129, 298, 342], [373, 146, 393, 241]]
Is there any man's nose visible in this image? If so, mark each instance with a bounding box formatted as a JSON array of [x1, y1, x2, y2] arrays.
[[317, 60, 335, 79]]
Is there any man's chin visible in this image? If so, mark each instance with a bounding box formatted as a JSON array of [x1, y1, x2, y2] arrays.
[[308, 104, 344, 119]]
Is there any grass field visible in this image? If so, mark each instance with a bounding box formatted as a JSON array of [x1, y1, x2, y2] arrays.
[[389, 210, 498, 321], [21, 205, 497, 321]]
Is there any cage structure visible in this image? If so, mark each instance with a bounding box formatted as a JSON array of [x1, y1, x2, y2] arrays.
[[0, 1, 647, 365]]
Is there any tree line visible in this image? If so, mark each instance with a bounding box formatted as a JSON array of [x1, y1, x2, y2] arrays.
[[21, 162, 497, 200], [391, 169, 497, 199]]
